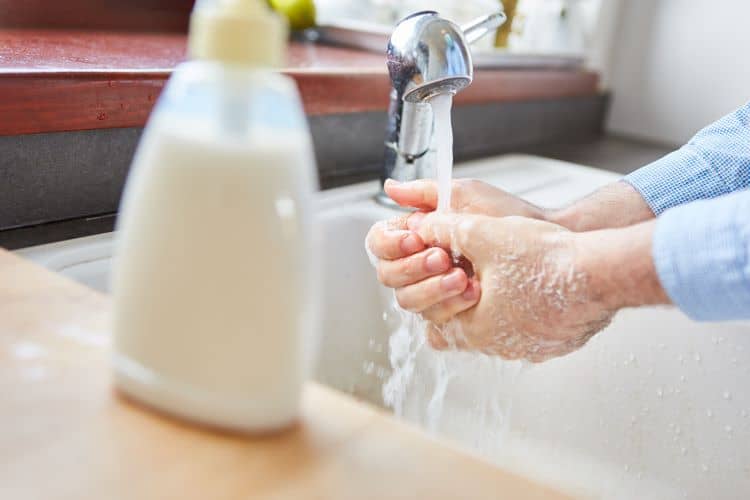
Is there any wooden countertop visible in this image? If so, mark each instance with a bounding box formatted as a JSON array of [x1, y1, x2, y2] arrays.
[[0, 29, 599, 136], [0, 248, 570, 499]]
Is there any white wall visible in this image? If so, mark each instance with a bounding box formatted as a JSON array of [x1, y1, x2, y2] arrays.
[[605, 0, 750, 145]]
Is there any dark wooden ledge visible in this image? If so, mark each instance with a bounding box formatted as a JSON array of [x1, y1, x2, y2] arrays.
[[0, 29, 599, 136]]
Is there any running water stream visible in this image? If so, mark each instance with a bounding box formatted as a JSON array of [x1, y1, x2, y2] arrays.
[[431, 94, 454, 213], [380, 93, 525, 444]]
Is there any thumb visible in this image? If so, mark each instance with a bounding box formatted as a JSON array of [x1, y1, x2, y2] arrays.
[[384, 179, 438, 210]]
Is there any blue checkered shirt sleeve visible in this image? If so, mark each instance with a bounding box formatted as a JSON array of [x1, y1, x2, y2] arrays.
[[624, 102, 750, 321]]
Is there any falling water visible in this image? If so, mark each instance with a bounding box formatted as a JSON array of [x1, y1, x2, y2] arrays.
[[379, 92, 524, 443], [431, 93, 454, 213]]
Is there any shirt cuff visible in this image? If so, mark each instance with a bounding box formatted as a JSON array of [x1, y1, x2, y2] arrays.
[[653, 191, 750, 321], [625, 145, 732, 215]]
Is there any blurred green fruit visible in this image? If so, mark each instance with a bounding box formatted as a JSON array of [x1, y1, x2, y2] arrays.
[[268, 0, 316, 30]]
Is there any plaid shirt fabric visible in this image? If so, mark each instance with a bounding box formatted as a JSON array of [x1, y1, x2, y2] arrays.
[[625, 101, 750, 321]]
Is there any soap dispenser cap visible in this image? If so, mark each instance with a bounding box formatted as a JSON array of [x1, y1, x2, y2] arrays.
[[188, 0, 288, 67]]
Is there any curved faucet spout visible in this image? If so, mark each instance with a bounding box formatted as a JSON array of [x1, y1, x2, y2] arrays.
[[378, 10, 506, 205]]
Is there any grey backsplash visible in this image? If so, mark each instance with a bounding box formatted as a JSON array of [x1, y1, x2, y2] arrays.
[[0, 94, 607, 249], [313, 95, 607, 188]]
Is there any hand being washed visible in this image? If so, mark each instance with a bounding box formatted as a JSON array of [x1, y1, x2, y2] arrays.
[[383, 178, 546, 218], [365, 178, 667, 362], [365, 179, 549, 322], [411, 213, 616, 362]]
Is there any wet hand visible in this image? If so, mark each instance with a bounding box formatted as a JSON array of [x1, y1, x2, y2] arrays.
[[365, 212, 480, 317], [365, 178, 547, 318], [414, 213, 616, 363], [383, 178, 546, 218]]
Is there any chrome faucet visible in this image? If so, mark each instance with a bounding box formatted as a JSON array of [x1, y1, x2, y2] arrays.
[[378, 10, 506, 205]]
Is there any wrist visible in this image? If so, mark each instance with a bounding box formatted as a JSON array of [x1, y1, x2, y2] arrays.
[[572, 221, 671, 312], [545, 205, 583, 231], [545, 181, 656, 232]]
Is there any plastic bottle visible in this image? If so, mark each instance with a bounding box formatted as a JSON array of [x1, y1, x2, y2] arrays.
[[112, 0, 319, 432]]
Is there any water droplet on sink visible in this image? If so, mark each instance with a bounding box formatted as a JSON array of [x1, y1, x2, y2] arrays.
[[725, 425, 733, 434], [702, 464, 709, 473], [629, 353, 636, 363], [732, 357, 738, 365], [677, 354, 685, 363], [624, 464, 630, 472], [707, 409, 713, 418], [647, 368, 654, 376], [719, 336, 725, 343], [723, 391, 732, 400], [656, 388, 664, 398], [680, 375, 687, 383], [658, 343, 666, 350], [741, 410, 748, 418], [694, 353, 702, 362], [680, 447, 688, 456], [712, 336, 719, 345]]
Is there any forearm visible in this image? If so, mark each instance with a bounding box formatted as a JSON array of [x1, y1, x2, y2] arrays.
[[546, 181, 655, 232], [546, 101, 749, 231], [574, 220, 671, 311]]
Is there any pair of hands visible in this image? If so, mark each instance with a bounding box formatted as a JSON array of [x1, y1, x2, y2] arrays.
[[366, 179, 616, 363]]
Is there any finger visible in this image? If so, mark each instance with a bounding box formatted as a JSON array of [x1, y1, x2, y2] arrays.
[[384, 179, 438, 210], [413, 213, 480, 262], [395, 268, 468, 313], [366, 221, 425, 260], [376, 247, 452, 288], [420, 278, 481, 323]]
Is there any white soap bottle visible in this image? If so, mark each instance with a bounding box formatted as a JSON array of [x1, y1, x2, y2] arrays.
[[112, 0, 319, 432]]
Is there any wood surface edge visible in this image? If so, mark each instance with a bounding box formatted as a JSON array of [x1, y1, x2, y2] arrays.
[[0, 246, 572, 499]]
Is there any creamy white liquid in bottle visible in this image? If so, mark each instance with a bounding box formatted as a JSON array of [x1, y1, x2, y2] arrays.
[[112, 0, 319, 432]]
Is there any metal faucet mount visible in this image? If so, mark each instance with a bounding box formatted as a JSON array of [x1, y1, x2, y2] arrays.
[[378, 10, 506, 205]]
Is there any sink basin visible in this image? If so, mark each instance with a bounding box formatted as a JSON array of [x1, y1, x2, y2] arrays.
[[17, 154, 750, 499]]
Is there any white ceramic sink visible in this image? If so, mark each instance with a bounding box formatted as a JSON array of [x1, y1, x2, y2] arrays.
[[18, 155, 750, 499]]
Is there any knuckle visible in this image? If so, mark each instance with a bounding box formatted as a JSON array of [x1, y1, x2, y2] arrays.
[[375, 263, 391, 286], [395, 288, 416, 311], [398, 254, 416, 277]]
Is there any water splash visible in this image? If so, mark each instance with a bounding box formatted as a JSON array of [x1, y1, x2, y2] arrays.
[[381, 293, 524, 453]]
